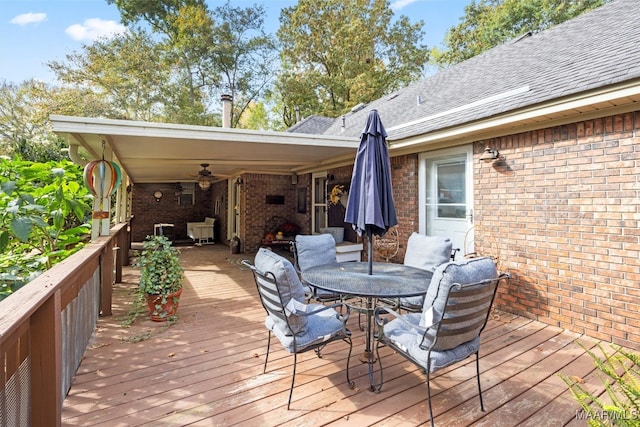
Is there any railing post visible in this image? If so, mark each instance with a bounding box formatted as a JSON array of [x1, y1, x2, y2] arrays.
[[122, 220, 131, 266], [114, 242, 122, 284], [30, 291, 62, 427], [100, 240, 114, 317]]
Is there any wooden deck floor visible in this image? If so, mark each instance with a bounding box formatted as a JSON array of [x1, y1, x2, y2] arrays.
[[61, 244, 608, 426]]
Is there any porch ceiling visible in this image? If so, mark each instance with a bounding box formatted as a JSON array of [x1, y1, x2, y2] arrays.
[[50, 115, 359, 184]]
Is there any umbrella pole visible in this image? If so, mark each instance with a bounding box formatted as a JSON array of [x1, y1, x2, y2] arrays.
[[367, 229, 373, 275]]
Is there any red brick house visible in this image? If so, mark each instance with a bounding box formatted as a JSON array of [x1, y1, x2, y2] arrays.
[[52, 0, 640, 347]]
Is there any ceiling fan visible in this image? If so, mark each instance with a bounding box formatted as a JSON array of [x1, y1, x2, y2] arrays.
[[196, 163, 213, 190]]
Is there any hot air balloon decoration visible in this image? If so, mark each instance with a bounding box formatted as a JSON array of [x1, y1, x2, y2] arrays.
[[83, 159, 122, 238]]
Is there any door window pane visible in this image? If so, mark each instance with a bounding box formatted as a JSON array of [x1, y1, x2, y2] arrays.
[[437, 162, 466, 219], [312, 175, 328, 233]]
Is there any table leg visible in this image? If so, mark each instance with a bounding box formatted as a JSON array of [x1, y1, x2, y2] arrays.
[[356, 297, 378, 391], [348, 297, 382, 391]]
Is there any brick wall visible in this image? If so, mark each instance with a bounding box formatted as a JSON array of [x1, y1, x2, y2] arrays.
[[322, 157, 420, 264], [475, 111, 640, 348], [389, 154, 420, 263], [131, 183, 213, 242], [242, 173, 303, 253]]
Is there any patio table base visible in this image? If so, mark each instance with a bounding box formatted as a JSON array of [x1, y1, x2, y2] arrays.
[[359, 349, 377, 364]]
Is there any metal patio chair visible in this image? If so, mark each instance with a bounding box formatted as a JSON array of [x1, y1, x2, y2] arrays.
[[398, 232, 454, 312], [292, 234, 343, 303], [243, 248, 353, 409], [374, 257, 510, 426]]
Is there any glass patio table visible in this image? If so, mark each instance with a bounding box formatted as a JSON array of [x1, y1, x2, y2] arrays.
[[301, 261, 433, 390]]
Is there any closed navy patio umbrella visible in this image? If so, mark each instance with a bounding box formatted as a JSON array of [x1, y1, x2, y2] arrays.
[[345, 109, 397, 274]]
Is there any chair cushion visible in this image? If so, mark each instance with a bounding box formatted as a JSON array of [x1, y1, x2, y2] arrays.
[[420, 257, 497, 350], [295, 234, 337, 272], [254, 248, 307, 335], [399, 233, 453, 308], [265, 303, 345, 352], [398, 295, 425, 310], [205, 217, 215, 225], [403, 233, 452, 272], [383, 313, 480, 373]]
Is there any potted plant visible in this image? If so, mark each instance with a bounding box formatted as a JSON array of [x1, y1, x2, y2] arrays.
[[137, 235, 184, 321]]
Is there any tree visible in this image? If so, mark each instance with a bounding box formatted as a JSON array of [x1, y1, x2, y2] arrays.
[[276, 0, 428, 123], [0, 80, 74, 162], [431, 0, 609, 67], [0, 76, 136, 163], [237, 101, 269, 130], [48, 30, 211, 123], [208, 2, 278, 128], [108, 0, 278, 128]]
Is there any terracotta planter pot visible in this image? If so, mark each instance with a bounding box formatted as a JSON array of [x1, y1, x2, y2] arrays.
[[146, 288, 182, 322]]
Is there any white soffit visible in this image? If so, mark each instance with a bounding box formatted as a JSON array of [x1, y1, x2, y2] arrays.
[[51, 115, 359, 183]]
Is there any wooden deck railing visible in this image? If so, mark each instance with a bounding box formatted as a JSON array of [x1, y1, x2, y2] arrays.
[[0, 222, 130, 427]]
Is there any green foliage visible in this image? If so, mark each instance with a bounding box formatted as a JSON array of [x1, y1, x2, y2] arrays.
[[108, 0, 208, 33], [432, 0, 609, 67], [0, 80, 70, 161], [276, 0, 428, 123], [208, 2, 278, 128], [0, 80, 118, 161], [137, 235, 184, 296], [48, 30, 195, 123], [0, 158, 92, 300], [106, 0, 277, 129], [135, 235, 184, 321], [559, 341, 640, 426], [237, 101, 270, 130]]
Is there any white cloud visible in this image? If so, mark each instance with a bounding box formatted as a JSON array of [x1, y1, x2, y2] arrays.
[[10, 12, 47, 25], [65, 18, 127, 41], [390, 0, 418, 11]]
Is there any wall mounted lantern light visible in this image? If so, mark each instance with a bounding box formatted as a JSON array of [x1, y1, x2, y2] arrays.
[[154, 191, 163, 202], [480, 147, 500, 163]]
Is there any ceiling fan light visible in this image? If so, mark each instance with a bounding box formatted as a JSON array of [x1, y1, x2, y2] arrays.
[[197, 175, 212, 190], [196, 163, 212, 190]]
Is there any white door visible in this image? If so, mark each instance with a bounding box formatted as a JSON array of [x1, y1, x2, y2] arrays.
[[419, 147, 473, 255], [227, 178, 242, 240], [311, 172, 328, 234]]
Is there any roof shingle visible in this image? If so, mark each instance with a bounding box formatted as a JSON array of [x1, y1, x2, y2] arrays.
[[303, 0, 640, 141]]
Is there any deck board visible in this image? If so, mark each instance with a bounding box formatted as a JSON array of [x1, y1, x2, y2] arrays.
[[61, 245, 612, 426]]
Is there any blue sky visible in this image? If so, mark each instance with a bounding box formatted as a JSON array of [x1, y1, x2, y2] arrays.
[[0, 0, 469, 85]]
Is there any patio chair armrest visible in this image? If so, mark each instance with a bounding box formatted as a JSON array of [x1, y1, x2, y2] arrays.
[[374, 306, 408, 327], [301, 301, 342, 316], [300, 301, 351, 333], [374, 305, 398, 324], [301, 301, 350, 321], [374, 305, 430, 336]]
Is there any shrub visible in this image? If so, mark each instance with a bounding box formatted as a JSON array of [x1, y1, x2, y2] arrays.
[[559, 341, 640, 426], [0, 159, 92, 300]]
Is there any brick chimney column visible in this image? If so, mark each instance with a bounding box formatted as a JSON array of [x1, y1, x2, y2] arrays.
[[221, 94, 232, 128]]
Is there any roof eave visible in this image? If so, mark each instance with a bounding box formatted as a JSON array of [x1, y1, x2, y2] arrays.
[[388, 80, 640, 155]]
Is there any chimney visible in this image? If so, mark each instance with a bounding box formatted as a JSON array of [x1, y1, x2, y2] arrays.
[[221, 94, 232, 128]]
